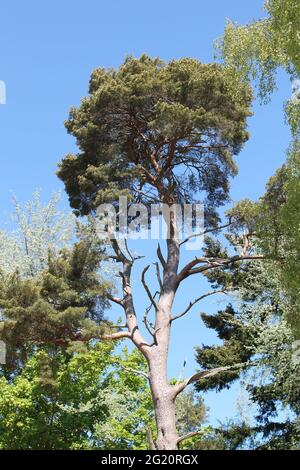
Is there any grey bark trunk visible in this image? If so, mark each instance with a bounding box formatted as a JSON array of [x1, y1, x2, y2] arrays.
[[149, 347, 179, 450], [148, 261, 180, 449]]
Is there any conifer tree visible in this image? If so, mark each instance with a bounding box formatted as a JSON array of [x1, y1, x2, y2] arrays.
[[194, 233, 300, 449], [57, 55, 260, 449]]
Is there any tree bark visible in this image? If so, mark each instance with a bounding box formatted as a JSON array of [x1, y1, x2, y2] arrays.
[[147, 215, 181, 450], [149, 359, 179, 450], [148, 307, 179, 450], [109, 207, 256, 450]]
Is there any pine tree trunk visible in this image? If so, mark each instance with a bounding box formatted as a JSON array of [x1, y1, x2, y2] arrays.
[[148, 278, 179, 450], [146, 214, 181, 450], [149, 350, 179, 450]]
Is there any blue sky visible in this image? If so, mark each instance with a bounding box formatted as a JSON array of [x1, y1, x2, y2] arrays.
[[0, 0, 292, 425]]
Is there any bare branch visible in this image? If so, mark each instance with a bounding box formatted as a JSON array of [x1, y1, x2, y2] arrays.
[[179, 220, 232, 246], [178, 255, 264, 283], [141, 265, 158, 311], [174, 361, 253, 396], [107, 234, 151, 355], [154, 261, 163, 291], [157, 243, 166, 268], [110, 236, 131, 264], [177, 430, 204, 446], [124, 238, 134, 261], [143, 304, 156, 338], [99, 331, 132, 341], [170, 290, 226, 322], [107, 294, 124, 306]]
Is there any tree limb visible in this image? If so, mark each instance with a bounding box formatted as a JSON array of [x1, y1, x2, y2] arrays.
[[100, 331, 132, 341], [174, 361, 254, 396], [157, 243, 166, 269], [154, 261, 163, 291], [108, 235, 151, 355], [141, 265, 158, 311], [170, 290, 226, 322], [107, 294, 124, 306], [177, 255, 264, 283], [143, 304, 156, 339], [179, 220, 232, 246], [177, 430, 204, 446]]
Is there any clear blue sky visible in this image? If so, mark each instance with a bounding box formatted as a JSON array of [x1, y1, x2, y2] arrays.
[[0, 0, 291, 425]]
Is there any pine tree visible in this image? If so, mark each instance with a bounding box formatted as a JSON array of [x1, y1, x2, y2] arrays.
[[194, 245, 300, 449], [0, 234, 111, 373], [57, 54, 257, 449]]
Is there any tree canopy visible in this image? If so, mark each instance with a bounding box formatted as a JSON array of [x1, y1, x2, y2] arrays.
[[58, 55, 251, 222]]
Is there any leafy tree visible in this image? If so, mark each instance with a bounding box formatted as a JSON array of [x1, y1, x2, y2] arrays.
[[175, 390, 208, 449], [0, 343, 113, 449], [217, 0, 300, 329], [278, 144, 300, 314], [0, 344, 154, 449], [0, 341, 209, 449], [0, 191, 209, 449], [243, 144, 300, 331], [57, 54, 258, 449], [217, 0, 300, 135], [0, 191, 75, 277]]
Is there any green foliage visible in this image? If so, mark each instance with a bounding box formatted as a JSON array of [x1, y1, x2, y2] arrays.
[[0, 235, 110, 371], [0, 340, 210, 450], [226, 199, 259, 233], [58, 55, 251, 221], [94, 348, 155, 450], [255, 143, 300, 329], [279, 143, 300, 297], [218, 0, 300, 135], [0, 344, 112, 449], [195, 304, 255, 392], [176, 390, 207, 436], [0, 344, 155, 450], [194, 245, 300, 449], [0, 191, 75, 277], [217, 0, 300, 332], [266, 0, 300, 73]]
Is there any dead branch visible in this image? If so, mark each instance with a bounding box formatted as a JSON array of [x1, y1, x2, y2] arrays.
[[177, 430, 204, 446], [179, 220, 232, 246], [141, 265, 158, 311], [178, 255, 264, 283], [170, 290, 226, 322], [174, 361, 254, 396], [154, 261, 163, 291], [157, 243, 166, 268]]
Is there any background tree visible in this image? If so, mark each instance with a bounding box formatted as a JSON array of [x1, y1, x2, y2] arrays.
[[0, 191, 75, 277], [0, 230, 111, 372], [57, 54, 259, 449], [193, 231, 300, 449], [0, 192, 209, 449], [0, 343, 152, 450], [217, 0, 300, 135], [217, 0, 300, 328]]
